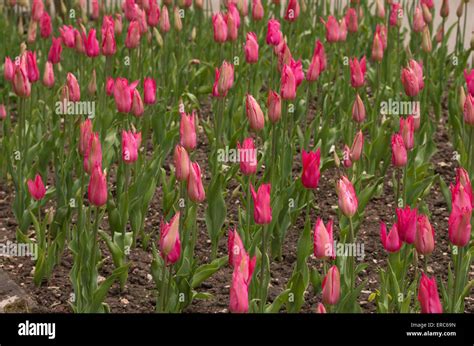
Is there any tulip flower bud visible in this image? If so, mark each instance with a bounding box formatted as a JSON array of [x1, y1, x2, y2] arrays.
[[88, 69, 97, 96], [143, 77, 156, 105], [280, 64, 296, 100], [252, 0, 264, 21], [399, 116, 415, 150], [343, 145, 352, 168], [26, 51, 39, 83], [180, 112, 197, 150], [159, 5, 171, 33], [336, 176, 358, 217], [307, 40, 326, 81], [48, 37, 62, 64], [160, 213, 181, 264], [375, 0, 385, 18], [27, 174, 46, 201], [4, 57, 14, 81], [313, 218, 334, 259], [415, 214, 435, 255], [215, 61, 234, 97], [440, 0, 449, 18], [88, 165, 107, 207], [464, 95, 474, 125], [245, 94, 265, 131], [188, 162, 206, 203], [301, 149, 321, 189], [267, 91, 281, 123], [345, 8, 358, 33], [413, 7, 425, 33], [324, 16, 340, 43], [122, 130, 142, 164], [421, 27, 432, 53], [66, 72, 81, 102], [229, 270, 249, 313], [316, 303, 327, 313], [244, 32, 259, 64], [372, 32, 384, 62], [322, 266, 340, 305], [125, 21, 141, 49], [131, 89, 144, 117], [42, 61, 54, 88], [31, 0, 44, 21], [174, 7, 183, 31], [391, 134, 407, 167], [352, 93, 365, 123], [349, 57, 366, 88], [396, 206, 418, 244], [174, 145, 190, 182], [237, 138, 257, 176], [380, 222, 402, 253], [418, 274, 443, 313], [421, 4, 432, 24], [18, 16, 24, 36], [250, 183, 272, 224], [456, 2, 463, 18], [0, 104, 7, 120], [266, 19, 282, 46], [12, 65, 31, 98], [79, 119, 93, 157], [350, 131, 364, 161]]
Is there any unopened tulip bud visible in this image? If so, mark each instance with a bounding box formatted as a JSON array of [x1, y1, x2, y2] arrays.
[[188, 161, 206, 202], [174, 7, 183, 31], [350, 131, 364, 161], [415, 214, 435, 255], [88, 165, 107, 207], [421, 27, 432, 53], [352, 94, 365, 123], [42, 61, 54, 88], [457, 2, 463, 17], [267, 91, 281, 123], [246, 94, 265, 131], [88, 69, 97, 95], [440, 0, 449, 17], [460, 86, 467, 111], [174, 145, 190, 181], [27, 174, 46, 200], [322, 266, 340, 305], [391, 134, 407, 167], [421, 4, 432, 24]]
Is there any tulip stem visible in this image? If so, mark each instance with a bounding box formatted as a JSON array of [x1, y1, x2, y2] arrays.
[[259, 225, 268, 313], [165, 265, 173, 313], [348, 217, 355, 291], [246, 175, 252, 246], [159, 259, 167, 313], [453, 246, 465, 312]]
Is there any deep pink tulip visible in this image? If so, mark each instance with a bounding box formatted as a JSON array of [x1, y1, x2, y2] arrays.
[[229, 269, 249, 313], [159, 213, 181, 264], [42, 61, 54, 88], [284, 0, 300, 22], [336, 176, 358, 217], [409, 60, 424, 90], [66, 73, 80, 102], [290, 59, 304, 87], [125, 21, 141, 49], [324, 16, 340, 43], [391, 133, 407, 167], [455, 167, 473, 204], [316, 303, 327, 313], [228, 228, 256, 283], [301, 148, 321, 190], [236, 138, 257, 176], [31, 0, 44, 21], [389, 2, 402, 27], [401, 67, 420, 97], [266, 19, 282, 46], [123, 0, 137, 21], [349, 57, 366, 88], [74, 29, 86, 54], [174, 144, 190, 182], [376, 24, 388, 50], [26, 51, 39, 83], [59, 25, 76, 48], [27, 174, 46, 201], [84, 29, 100, 57], [267, 90, 281, 123], [418, 274, 443, 313], [372, 31, 384, 62], [322, 265, 340, 305], [280, 64, 296, 100], [101, 24, 116, 56], [227, 2, 241, 28], [415, 214, 435, 255], [226, 11, 238, 42], [464, 69, 474, 96], [143, 77, 156, 105], [79, 119, 93, 157], [396, 206, 417, 244], [345, 8, 358, 33], [105, 77, 115, 96], [39, 12, 52, 38], [464, 94, 474, 125], [380, 222, 402, 253], [187, 162, 206, 203], [48, 37, 63, 64], [250, 183, 272, 225], [131, 89, 144, 117], [147, 0, 160, 27], [399, 116, 415, 150], [84, 133, 102, 174], [245, 95, 265, 131], [4, 57, 14, 81], [313, 218, 334, 260], [350, 130, 364, 161], [122, 130, 142, 164], [88, 164, 107, 207], [212, 13, 228, 43], [413, 6, 426, 33], [180, 112, 197, 151], [12, 65, 31, 98], [114, 78, 134, 113], [449, 178, 473, 247], [244, 32, 259, 64], [307, 40, 327, 82], [213, 61, 234, 98]]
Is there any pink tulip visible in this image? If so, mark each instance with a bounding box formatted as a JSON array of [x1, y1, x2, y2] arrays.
[[188, 162, 206, 202], [380, 222, 402, 253], [147, 0, 160, 27], [180, 112, 197, 151], [229, 270, 249, 313], [39, 12, 52, 38], [123, 0, 137, 21], [226, 11, 238, 42], [84, 133, 102, 174], [125, 21, 141, 49], [316, 303, 327, 313], [313, 218, 334, 260], [250, 183, 272, 225], [389, 2, 402, 27], [74, 29, 86, 54], [418, 274, 443, 313], [376, 24, 388, 50], [266, 19, 282, 46], [322, 265, 340, 305], [131, 89, 144, 117], [12, 65, 31, 98], [413, 7, 426, 33], [343, 145, 352, 168], [415, 214, 435, 255], [212, 13, 228, 43], [159, 6, 171, 33], [307, 40, 326, 82], [31, 0, 44, 21], [101, 24, 116, 56], [449, 178, 473, 247], [324, 16, 340, 43], [79, 119, 93, 157], [143, 77, 156, 105], [399, 116, 415, 150], [290, 59, 304, 87], [4, 57, 14, 81], [115, 14, 123, 35], [349, 57, 366, 88], [88, 165, 107, 207], [105, 77, 115, 96], [401, 67, 420, 97], [174, 144, 190, 182], [396, 206, 417, 244], [391, 133, 407, 167], [84, 29, 100, 58], [26, 51, 39, 83], [236, 138, 257, 176], [372, 31, 384, 62], [284, 0, 300, 22], [159, 213, 181, 264], [280, 64, 296, 100], [122, 130, 142, 164], [59, 25, 76, 48], [42, 61, 54, 88], [421, 0, 434, 9], [350, 130, 364, 161], [27, 174, 46, 201], [464, 69, 474, 96], [114, 78, 133, 113], [336, 176, 358, 217], [464, 95, 474, 125], [66, 73, 80, 102], [48, 37, 63, 64], [409, 60, 424, 90], [244, 32, 259, 64], [267, 90, 281, 123], [213, 61, 234, 98], [252, 0, 264, 21], [338, 19, 348, 42], [455, 167, 473, 203], [245, 94, 265, 131], [227, 2, 241, 28], [345, 8, 358, 33], [301, 148, 321, 190]]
